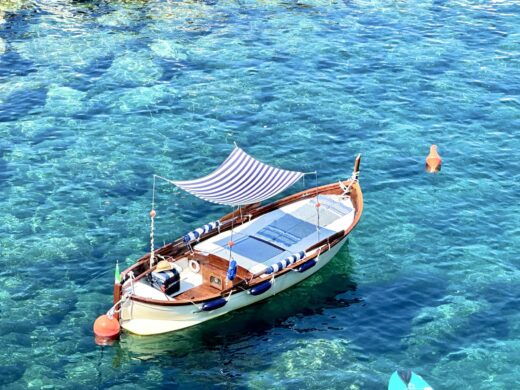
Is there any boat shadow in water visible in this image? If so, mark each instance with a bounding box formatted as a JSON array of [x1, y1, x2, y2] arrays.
[[117, 248, 360, 360]]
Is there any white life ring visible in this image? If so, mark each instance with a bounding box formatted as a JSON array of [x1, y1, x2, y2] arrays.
[[189, 259, 200, 274]]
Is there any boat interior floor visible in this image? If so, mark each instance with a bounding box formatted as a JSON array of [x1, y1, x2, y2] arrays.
[[196, 194, 354, 274], [130, 263, 203, 301], [129, 194, 354, 302]]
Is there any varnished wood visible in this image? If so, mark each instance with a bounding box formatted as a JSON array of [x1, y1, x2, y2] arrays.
[[173, 284, 221, 301], [220, 203, 260, 222], [121, 181, 349, 284], [113, 282, 121, 320], [123, 169, 363, 307], [354, 154, 361, 176]]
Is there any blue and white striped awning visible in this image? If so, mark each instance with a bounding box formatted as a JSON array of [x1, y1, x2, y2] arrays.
[[172, 146, 304, 206], [265, 251, 306, 274]]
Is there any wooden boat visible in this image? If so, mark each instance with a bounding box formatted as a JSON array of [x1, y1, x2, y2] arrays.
[[110, 146, 363, 336]]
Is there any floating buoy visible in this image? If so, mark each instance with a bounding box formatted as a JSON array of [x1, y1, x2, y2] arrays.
[[425, 145, 441, 173], [150, 209, 156, 218], [93, 314, 120, 345]]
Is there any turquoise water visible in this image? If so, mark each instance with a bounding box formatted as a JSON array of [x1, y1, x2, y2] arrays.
[[1, 0, 519, 388]]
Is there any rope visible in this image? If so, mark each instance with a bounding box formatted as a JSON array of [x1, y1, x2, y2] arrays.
[[339, 176, 356, 197], [190, 299, 203, 312], [153, 174, 178, 187], [106, 291, 132, 319], [339, 163, 360, 198], [152, 175, 156, 211], [128, 271, 136, 294], [225, 289, 233, 301], [106, 272, 137, 319]]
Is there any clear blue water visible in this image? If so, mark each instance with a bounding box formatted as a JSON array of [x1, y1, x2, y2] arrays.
[[1, 0, 519, 388]]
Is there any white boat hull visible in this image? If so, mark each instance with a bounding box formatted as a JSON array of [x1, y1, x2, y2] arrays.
[[120, 237, 348, 336]]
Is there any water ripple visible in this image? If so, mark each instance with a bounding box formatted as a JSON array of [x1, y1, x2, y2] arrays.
[[0, 0, 519, 388]]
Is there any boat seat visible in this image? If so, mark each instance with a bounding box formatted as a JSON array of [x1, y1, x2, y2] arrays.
[[194, 195, 355, 272], [216, 234, 285, 263], [254, 213, 324, 248]]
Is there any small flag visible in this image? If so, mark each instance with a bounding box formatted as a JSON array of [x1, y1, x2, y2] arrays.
[[114, 260, 121, 284]]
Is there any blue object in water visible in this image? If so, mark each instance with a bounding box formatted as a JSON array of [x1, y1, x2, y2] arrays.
[[297, 259, 317, 273], [388, 369, 433, 390], [201, 298, 227, 312], [249, 280, 272, 296]]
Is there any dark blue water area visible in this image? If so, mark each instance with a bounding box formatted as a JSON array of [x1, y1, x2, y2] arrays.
[[0, 50, 36, 79], [65, 55, 116, 92], [344, 273, 447, 354], [0, 87, 48, 121], [1, 0, 520, 389]]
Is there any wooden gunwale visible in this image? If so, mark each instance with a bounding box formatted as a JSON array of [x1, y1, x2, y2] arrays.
[[120, 180, 349, 283], [126, 179, 363, 307]]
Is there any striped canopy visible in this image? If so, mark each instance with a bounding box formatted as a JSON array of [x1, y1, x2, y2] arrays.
[[172, 147, 304, 206]]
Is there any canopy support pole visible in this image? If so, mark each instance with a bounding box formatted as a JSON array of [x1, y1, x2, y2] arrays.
[[149, 175, 157, 271]]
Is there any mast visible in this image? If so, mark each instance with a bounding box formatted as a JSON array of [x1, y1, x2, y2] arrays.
[[149, 176, 157, 270]]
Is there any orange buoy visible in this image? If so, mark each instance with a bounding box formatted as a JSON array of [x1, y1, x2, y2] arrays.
[[93, 314, 120, 345], [150, 209, 156, 218], [425, 144, 442, 173]]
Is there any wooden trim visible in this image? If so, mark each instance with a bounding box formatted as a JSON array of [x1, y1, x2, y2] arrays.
[[113, 282, 121, 320], [127, 179, 363, 307], [220, 203, 260, 222]]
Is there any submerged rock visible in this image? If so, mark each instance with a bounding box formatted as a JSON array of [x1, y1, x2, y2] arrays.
[[150, 40, 189, 61], [432, 339, 520, 388], [0, 0, 26, 13], [405, 295, 487, 352], [0, 364, 26, 387], [96, 9, 139, 28], [44, 85, 87, 117], [96, 51, 163, 89], [13, 29, 132, 69], [118, 84, 172, 113], [249, 336, 392, 389]]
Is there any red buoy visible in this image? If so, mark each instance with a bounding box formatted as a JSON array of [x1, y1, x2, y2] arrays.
[[425, 144, 442, 173], [93, 314, 120, 345]]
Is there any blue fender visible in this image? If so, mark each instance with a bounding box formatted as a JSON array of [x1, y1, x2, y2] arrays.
[[201, 297, 227, 312], [249, 280, 272, 296], [297, 259, 317, 273]]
